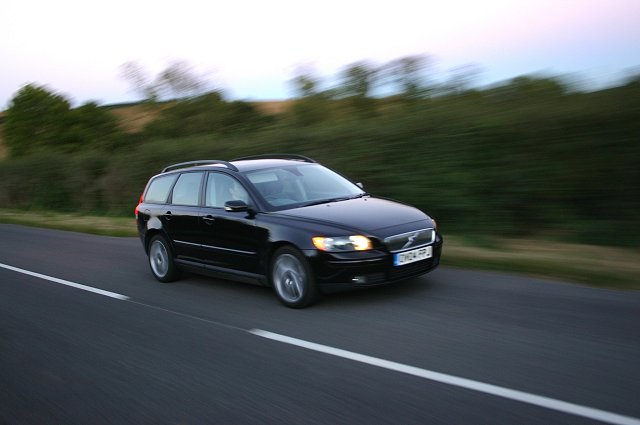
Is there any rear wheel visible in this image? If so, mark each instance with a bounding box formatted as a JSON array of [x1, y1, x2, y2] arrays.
[[271, 246, 319, 308], [148, 235, 179, 282]]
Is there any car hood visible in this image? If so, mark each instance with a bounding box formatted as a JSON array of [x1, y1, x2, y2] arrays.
[[275, 197, 431, 237]]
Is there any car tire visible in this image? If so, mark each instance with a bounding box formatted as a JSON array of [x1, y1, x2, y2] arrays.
[[271, 246, 319, 308], [148, 235, 179, 282]]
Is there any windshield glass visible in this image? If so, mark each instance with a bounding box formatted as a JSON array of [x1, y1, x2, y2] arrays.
[[243, 164, 365, 209]]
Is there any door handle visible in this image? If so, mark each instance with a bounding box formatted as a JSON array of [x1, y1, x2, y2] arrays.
[[164, 211, 172, 220], [202, 215, 215, 224]]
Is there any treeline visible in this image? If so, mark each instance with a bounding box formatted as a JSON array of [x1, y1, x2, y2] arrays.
[[0, 66, 638, 247]]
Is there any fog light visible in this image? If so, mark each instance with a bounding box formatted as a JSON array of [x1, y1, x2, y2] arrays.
[[352, 276, 367, 284]]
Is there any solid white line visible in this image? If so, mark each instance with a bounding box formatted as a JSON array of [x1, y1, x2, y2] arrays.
[[0, 262, 130, 300], [250, 329, 640, 425]]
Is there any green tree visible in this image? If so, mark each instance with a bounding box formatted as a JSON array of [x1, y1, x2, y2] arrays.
[[119, 60, 212, 102], [290, 67, 331, 125], [4, 84, 71, 157], [382, 55, 433, 100], [441, 63, 482, 96], [338, 61, 378, 117], [155, 60, 211, 100], [4, 85, 122, 156], [64, 102, 122, 151], [119, 61, 158, 102], [144, 91, 268, 137]]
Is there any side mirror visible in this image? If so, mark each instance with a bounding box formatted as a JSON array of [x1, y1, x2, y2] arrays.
[[356, 182, 364, 189], [224, 200, 250, 212]]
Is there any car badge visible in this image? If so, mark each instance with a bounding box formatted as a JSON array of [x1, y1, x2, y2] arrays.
[[402, 233, 419, 249]]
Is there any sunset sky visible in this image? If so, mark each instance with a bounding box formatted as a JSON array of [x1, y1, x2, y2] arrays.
[[1, 0, 639, 107]]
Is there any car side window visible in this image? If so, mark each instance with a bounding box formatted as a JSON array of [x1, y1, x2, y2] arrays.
[[170, 172, 203, 206], [206, 173, 249, 208], [144, 174, 178, 204]]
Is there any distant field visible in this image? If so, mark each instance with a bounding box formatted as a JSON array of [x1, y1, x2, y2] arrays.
[[107, 103, 164, 133], [106, 99, 292, 133], [252, 99, 293, 115]]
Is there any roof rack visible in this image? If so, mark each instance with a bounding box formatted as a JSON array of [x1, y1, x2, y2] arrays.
[[162, 160, 239, 173], [231, 154, 316, 163]]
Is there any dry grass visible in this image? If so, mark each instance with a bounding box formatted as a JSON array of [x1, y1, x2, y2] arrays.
[[443, 236, 639, 289], [0, 209, 137, 237], [107, 100, 293, 134], [252, 100, 293, 115], [108, 103, 166, 133]]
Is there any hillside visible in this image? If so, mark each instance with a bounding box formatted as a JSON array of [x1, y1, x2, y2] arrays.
[[1, 81, 637, 249], [105, 99, 293, 133], [0, 100, 292, 160]]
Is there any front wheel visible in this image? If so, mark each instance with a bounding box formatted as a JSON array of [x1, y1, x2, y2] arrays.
[[148, 235, 179, 282], [271, 246, 319, 308]]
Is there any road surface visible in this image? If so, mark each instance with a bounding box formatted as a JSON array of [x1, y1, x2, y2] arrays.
[[1, 224, 639, 424]]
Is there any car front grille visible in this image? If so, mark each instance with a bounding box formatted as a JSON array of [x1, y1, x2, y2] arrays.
[[384, 228, 435, 253]]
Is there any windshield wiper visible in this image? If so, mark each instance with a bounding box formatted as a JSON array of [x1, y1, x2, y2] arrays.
[[301, 193, 369, 207], [301, 197, 351, 207]]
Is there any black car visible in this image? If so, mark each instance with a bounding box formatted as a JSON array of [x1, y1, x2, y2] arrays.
[[135, 155, 442, 308]]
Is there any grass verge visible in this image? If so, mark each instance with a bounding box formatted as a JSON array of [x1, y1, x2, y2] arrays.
[[1, 209, 638, 290], [443, 236, 639, 290], [0, 209, 137, 237]]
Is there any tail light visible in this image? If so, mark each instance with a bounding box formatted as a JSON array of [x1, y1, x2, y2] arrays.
[[135, 193, 143, 219]]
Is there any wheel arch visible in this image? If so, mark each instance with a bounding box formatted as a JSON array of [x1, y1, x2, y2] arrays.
[[144, 228, 171, 255], [269, 243, 319, 308], [264, 241, 298, 286]]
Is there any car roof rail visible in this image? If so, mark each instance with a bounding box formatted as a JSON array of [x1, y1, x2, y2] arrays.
[[161, 160, 239, 173], [231, 154, 316, 163]]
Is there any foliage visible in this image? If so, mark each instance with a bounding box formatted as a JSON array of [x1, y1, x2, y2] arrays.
[[338, 61, 378, 117], [380, 55, 433, 100], [288, 55, 434, 123], [119, 60, 212, 102], [289, 67, 332, 126], [3, 85, 122, 156], [1, 70, 639, 247], [4, 85, 72, 156], [143, 92, 271, 138]]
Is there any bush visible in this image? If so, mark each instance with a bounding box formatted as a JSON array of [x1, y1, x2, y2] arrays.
[[4, 85, 123, 156], [1, 77, 638, 246]]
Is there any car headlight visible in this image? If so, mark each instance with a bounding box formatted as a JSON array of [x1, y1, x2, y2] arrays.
[[312, 235, 372, 252]]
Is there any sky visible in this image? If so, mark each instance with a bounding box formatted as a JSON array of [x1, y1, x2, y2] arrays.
[[1, 0, 639, 108]]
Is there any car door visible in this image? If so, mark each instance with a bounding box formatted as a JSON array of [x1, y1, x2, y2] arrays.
[[199, 172, 259, 275], [164, 171, 204, 262]]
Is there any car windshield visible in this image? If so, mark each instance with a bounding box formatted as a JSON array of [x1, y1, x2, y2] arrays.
[[243, 164, 365, 209]]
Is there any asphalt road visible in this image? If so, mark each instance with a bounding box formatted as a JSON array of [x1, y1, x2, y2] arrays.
[[1, 224, 639, 425]]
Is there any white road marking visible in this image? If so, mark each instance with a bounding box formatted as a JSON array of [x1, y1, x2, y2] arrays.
[[250, 329, 640, 425], [2, 259, 638, 425], [0, 262, 130, 300]]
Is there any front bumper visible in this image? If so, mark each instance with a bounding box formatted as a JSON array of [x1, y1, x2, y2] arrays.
[[304, 235, 443, 293]]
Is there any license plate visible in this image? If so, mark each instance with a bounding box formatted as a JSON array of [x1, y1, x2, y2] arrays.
[[394, 246, 433, 266]]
